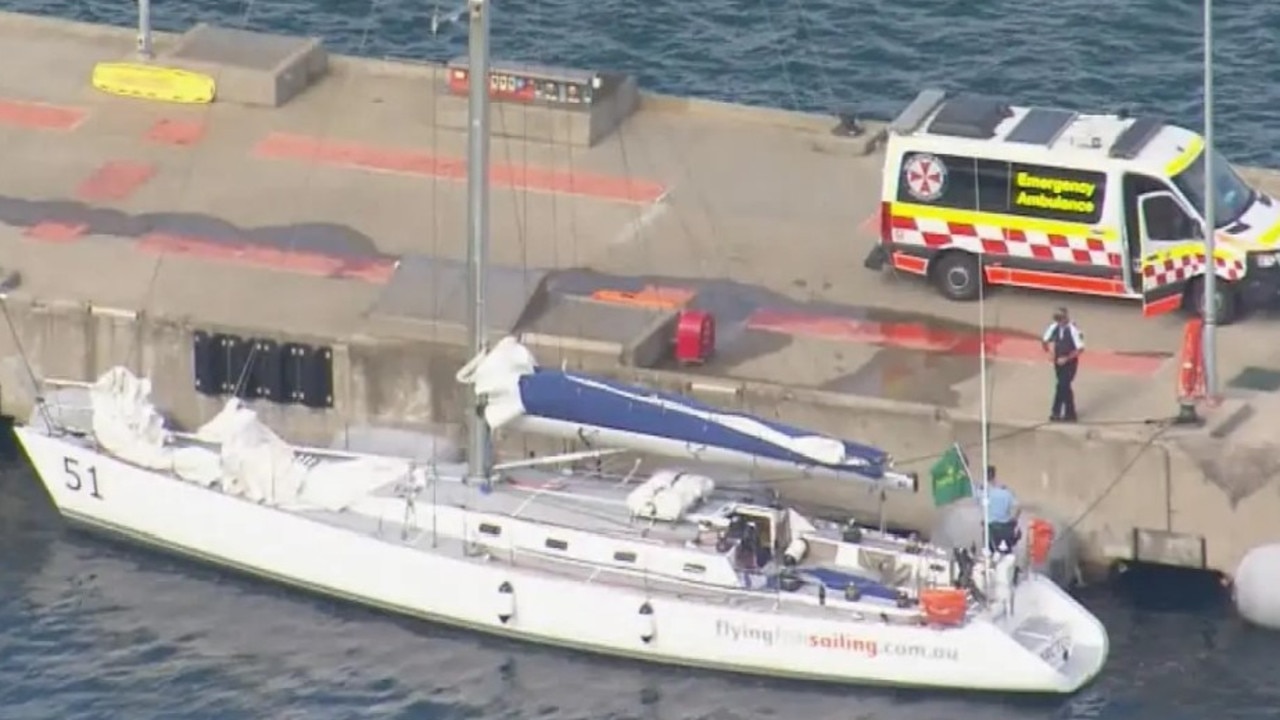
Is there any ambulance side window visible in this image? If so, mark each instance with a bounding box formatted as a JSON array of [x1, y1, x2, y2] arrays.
[[895, 152, 977, 210], [1123, 173, 1197, 243], [1007, 163, 1106, 224], [976, 160, 1011, 214], [1141, 196, 1190, 241]]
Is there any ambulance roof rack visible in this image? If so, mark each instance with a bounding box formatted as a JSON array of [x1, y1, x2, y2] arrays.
[[926, 94, 1013, 140], [1109, 116, 1165, 159], [1006, 107, 1078, 146], [888, 88, 949, 136]]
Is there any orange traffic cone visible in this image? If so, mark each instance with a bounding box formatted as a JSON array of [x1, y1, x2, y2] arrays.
[[1174, 317, 1205, 426]]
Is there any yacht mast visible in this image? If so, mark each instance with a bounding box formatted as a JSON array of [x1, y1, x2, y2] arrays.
[[465, 0, 493, 481]]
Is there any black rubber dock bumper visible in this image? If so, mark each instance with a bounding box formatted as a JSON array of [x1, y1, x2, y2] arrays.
[[863, 245, 888, 271]]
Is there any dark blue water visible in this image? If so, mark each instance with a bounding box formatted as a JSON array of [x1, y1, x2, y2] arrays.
[[14, 0, 1280, 166], [3, 0, 1280, 716], [2, 457, 1279, 720]]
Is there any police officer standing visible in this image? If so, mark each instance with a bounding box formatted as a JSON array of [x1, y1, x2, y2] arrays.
[[983, 466, 1021, 554], [1041, 307, 1084, 422]]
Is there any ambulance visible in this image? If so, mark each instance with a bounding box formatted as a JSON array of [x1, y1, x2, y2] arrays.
[[863, 89, 1280, 324]]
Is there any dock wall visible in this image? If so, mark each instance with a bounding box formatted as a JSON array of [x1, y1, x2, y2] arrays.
[[0, 295, 1267, 578]]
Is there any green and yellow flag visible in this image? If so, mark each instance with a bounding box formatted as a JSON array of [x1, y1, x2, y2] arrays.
[[930, 443, 973, 507]]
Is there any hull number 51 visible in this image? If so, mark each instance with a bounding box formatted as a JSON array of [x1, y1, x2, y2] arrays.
[[63, 457, 104, 499]]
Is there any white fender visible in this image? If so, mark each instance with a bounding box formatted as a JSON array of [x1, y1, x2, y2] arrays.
[[1233, 544, 1280, 629], [783, 538, 809, 566], [637, 601, 656, 643], [496, 581, 515, 624]]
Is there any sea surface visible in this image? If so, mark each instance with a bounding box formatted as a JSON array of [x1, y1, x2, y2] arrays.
[[3, 0, 1280, 718], [8, 0, 1280, 166], [1, 455, 1278, 720]]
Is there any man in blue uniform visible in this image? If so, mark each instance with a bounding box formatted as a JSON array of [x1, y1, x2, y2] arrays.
[[1041, 307, 1084, 422], [984, 466, 1021, 554]]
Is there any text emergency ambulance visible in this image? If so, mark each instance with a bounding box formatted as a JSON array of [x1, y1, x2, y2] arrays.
[[863, 89, 1280, 324]]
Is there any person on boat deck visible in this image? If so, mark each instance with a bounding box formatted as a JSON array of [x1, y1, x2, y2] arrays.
[[983, 466, 1021, 554], [1041, 307, 1084, 423]]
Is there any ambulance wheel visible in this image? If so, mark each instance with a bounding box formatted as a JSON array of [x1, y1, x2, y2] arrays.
[[1186, 277, 1239, 325], [931, 252, 982, 301]]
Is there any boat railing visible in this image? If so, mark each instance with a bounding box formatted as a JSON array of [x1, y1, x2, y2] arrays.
[[494, 541, 930, 624]]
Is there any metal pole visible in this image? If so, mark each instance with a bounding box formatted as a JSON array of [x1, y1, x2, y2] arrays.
[[465, 0, 493, 482], [978, 262, 991, 590], [137, 0, 153, 60], [1202, 0, 1218, 397]]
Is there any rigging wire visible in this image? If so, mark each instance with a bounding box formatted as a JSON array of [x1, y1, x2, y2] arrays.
[[498, 0, 534, 358], [587, 0, 667, 288], [426, 0, 450, 441], [0, 295, 54, 433], [1065, 421, 1172, 533], [778, 0, 849, 117], [2, 0, 226, 431], [277, 0, 1179, 536], [558, 0, 580, 371], [235, 0, 259, 29], [429, 2, 467, 36], [758, 0, 1174, 545], [755, 0, 806, 113]]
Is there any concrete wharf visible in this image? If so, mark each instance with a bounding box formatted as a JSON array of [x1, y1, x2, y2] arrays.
[[2, 11, 1279, 577]]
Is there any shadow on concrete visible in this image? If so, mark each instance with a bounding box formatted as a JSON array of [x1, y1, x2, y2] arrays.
[[549, 267, 1001, 336], [823, 349, 973, 408], [4, 197, 1176, 405], [541, 268, 994, 402], [370, 255, 549, 335], [0, 196, 391, 260]]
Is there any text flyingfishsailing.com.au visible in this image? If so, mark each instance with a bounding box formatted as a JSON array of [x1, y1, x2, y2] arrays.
[[714, 619, 959, 661]]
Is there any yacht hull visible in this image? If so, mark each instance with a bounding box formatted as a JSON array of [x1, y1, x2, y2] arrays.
[[18, 427, 1106, 694]]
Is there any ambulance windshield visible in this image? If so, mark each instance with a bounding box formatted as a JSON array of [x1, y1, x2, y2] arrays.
[[1171, 149, 1254, 228]]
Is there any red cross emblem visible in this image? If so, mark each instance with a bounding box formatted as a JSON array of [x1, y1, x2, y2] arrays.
[[904, 153, 947, 201]]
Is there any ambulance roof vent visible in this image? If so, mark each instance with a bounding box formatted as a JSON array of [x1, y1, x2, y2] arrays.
[[927, 94, 1013, 140], [888, 88, 949, 136], [1109, 116, 1165, 159], [1063, 127, 1105, 150], [1006, 107, 1078, 146]]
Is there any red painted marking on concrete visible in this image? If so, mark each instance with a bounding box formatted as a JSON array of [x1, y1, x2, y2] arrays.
[[76, 161, 156, 202], [24, 221, 87, 243], [136, 233, 397, 284], [252, 132, 666, 204], [746, 309, 1168, 376], [0, 99, 86, 130], [146, 118, 206, 146], [858, 211, 878, 235]]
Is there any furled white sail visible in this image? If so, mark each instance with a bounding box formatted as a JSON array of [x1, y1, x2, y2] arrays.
[[88, 367, 174, 471]]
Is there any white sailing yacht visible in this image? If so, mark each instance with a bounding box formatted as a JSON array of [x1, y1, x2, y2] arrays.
[[9, 0, 1108, 693]]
